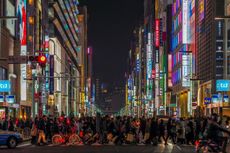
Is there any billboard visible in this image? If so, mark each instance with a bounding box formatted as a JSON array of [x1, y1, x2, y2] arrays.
[[215, 20, 224, 79], [182, 0, 189, 44], [199, 0, 205, 21], [147, 44, 152, 79], [49, 55, 54, 94], [6, 95, 15, 103], [136, 53, 140, 73], [182, 53, 191, 87], [17, 0, 27, 101], [155, 19, 160, 47], [0, 80, 11, 92], [216, 80, 230, 91], [147, 33, 153, 79], [17, 0, 27, 45]]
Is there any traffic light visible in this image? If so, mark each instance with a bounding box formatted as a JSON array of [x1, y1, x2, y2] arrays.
[[27, 55, 47, 67], [28, 56, 38, 62], [38, 55, 47, 67]]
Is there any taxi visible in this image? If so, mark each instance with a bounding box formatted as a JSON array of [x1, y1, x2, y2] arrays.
[[0, 130, 23, 148]]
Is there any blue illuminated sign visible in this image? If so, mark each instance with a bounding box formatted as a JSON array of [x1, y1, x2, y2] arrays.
[[204, 97, 211, 105], [216, 80, 230, 91], [0, 95, 4, 102], [6, 95, 15, 103], [224, 95, 229, 103], [0, 80, 11, 92], [212, 94, 218, 103]]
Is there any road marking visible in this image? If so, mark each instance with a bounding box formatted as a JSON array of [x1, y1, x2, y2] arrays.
[[18, 143, 32, 148], [176, 145, 182, 151]]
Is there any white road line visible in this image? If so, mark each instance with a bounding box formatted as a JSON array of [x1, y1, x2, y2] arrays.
[[176, 145, 182, 151], [18, 143, 32, 148]]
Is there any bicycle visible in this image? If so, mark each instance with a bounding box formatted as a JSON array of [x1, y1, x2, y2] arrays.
[[196, 139, 224, 153], [52, 133, 82, 145]]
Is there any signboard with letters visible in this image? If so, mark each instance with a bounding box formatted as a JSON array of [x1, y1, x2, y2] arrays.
[[0, 80, 11, 92], [216, 80, 230, 91], [204, 97, 211, 105], [0, 95, 4, 102], [182, 53, 191, 87], [5, 95, 15, 103]]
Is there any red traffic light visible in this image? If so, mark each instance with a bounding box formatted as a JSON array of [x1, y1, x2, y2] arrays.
[[38, 55, 46, 63], [38, 55, 46, 67]]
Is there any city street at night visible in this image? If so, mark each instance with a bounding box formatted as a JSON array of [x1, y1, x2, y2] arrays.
[[1, 0, 230, 153]]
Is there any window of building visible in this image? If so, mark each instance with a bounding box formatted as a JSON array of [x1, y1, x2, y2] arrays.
[[227, 55, 230, 75], [227, 3, 230, 16], [0, 67, 7, 80], [227, 20, 230, 50]]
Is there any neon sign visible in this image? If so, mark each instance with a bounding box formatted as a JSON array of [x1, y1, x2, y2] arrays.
[[17, 0, 27, 101], [155, 19, 160, 47]]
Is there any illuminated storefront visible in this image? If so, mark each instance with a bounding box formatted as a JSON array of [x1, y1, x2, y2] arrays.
[[171, 0, 194, 117]]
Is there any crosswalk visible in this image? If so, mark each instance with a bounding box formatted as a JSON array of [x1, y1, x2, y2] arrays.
[[17, 142, 180, 148]]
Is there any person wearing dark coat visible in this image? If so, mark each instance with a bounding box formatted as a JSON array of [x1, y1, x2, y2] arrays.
[[150, 118, 158, 145], [8, 118, 14, 131], [158, 119, 166, 143]]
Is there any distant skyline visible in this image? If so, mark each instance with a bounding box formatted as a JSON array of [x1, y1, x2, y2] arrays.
[[80, 0, 143, 86]]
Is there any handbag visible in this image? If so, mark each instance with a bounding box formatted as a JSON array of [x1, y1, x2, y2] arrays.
[[144, 132, 150, 141], [31, 127, 37, 136], [126, 133, 134, 142]]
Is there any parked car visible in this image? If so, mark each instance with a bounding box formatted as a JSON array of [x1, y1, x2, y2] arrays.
[[0, 130, 23, 148]]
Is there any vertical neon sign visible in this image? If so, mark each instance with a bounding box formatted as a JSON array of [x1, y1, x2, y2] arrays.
[[182, 0, 189, 44], [17, 0, 27, 101], [155, 19, 160, 47]]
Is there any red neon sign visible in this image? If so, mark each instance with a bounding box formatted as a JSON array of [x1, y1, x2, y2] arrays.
[[155, 19, 160, 47]]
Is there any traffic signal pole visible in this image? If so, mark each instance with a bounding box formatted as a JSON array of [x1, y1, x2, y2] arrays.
[[32, 75, 35, 119]]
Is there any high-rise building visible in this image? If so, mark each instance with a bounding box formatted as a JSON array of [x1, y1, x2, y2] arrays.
[[78, 6, 88, 115], [49, 0, 81, 116], [196, 0, 230, 116], [0, 0, 17, 119]]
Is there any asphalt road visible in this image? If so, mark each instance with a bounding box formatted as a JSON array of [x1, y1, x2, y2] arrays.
[[0, 143, 195, 153]]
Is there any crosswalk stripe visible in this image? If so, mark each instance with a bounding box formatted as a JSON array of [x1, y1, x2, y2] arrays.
[[176, 145, 182, 151], [18, 143, 32, 148]]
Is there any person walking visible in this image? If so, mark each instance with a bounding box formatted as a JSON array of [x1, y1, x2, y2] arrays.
[[165, 118, 177, 145], [37, 115, 47, 145], [158, 119, 166, 144], [8, 117, 14, 131], [31, 119, 38, 145], [185, 119, 194, 145]]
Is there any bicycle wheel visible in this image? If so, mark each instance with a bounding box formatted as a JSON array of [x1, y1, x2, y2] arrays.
[[69, 134, 81, 144], [52, 134, 63, 145]]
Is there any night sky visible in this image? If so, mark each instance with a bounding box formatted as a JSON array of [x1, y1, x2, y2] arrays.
[[80, 0, 143, 86]]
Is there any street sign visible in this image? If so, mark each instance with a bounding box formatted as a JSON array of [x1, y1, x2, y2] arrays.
[[204, 97, 211, 105], [169, 103, 177, 107], [0, 95, 4, 102], [8, 56, 28, 64], [224, 95, 229, 103], [192, 102, 198, 106], [5, 95, 15, 103], [12, 104, 19, 108], [0, 80, 11, 92], [216, 80, 230, 91]]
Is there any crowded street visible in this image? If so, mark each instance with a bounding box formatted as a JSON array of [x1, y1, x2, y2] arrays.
[[1, 0, 230, 152]]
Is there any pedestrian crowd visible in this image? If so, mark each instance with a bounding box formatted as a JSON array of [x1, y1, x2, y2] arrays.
[[0, 117, 32, 132], [0, 114, 230, 149]]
